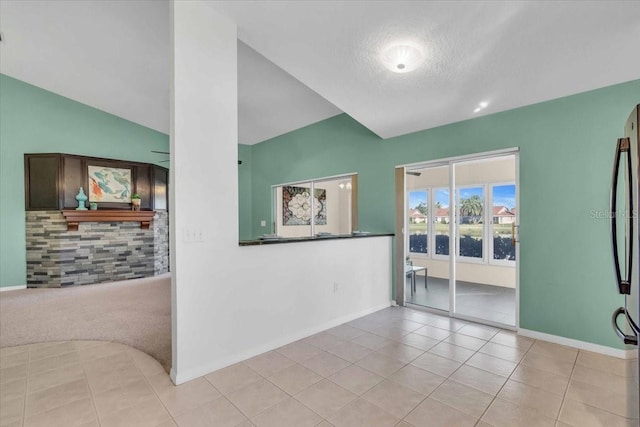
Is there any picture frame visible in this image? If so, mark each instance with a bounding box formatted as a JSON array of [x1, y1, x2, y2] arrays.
[[88, 165, 133, 203]]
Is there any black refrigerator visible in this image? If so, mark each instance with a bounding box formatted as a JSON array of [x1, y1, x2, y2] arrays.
[[611, 104, 640, 415]]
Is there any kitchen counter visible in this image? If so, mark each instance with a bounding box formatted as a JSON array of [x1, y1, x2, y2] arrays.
[[239, 233, 394, 246]]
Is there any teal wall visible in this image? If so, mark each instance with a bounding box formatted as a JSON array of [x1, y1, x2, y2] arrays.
[[238, 144, 253, 240], [244, 80, 640, 349], [0, 74, 169, 287]]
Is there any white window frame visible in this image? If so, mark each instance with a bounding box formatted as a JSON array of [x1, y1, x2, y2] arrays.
[[488, 182, 517, 267]]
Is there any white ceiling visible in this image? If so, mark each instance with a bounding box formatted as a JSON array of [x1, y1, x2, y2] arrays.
[[238, 41, 341, 145], [211, 0, 640, 139], [2, 1, 639, 143]]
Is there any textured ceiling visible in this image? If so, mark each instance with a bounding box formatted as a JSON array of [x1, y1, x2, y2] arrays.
[[238, 41, 341, 145], [2, 1, 639, 142], [211, 1, 640, 139]]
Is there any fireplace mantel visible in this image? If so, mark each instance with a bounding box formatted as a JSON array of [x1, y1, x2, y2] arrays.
[[61, 210, 156, 231]]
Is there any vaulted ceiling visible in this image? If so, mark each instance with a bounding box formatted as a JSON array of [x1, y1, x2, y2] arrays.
[[1, 1, 639, 144]]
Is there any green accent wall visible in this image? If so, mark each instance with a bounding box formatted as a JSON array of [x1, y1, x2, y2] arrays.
[[0, 74, 169, 287], [244, 80, 640, 349]]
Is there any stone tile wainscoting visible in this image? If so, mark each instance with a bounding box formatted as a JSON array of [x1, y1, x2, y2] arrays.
[[26, 211, 170, 287]]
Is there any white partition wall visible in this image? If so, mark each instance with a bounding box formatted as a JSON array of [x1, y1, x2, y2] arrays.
[[170, 1, 392, 384]]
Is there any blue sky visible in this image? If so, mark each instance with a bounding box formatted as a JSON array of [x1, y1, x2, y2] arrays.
[[409, 184, 515, 209]]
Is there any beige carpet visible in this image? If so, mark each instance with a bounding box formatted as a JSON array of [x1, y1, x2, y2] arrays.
[[0, 274, 171, 372]]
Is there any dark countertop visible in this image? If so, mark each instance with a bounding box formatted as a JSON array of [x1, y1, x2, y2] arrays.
[[239, 233, 394, 246]]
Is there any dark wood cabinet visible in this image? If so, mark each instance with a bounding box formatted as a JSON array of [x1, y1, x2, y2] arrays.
[[24, 153, 169, 211]]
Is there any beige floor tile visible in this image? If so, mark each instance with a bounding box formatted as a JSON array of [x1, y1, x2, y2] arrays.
[[412, 325, 451, 341], [328, 398, 399, 427], [397, 333, 439, 351], [326, 324, 366, 340], [30, 342, 76, 362], [243, 351, 296, 378], [226, 378, 288, 418], [565, 379, 638, 419], [510, 364, 570, 396], [76, 342, 124, 363], [316, 422, 334, 427], [444, 333, 487, 351], [376, 342, 424, 363], [300, 351, 351, 377], [30, 351, 81, 376], [156, 377, 223, 418], [355, 353, 406, 378], [235, 420, 255, 427], [146, 372, 176, 395], [449, 365, 507, 396], [275, 341, 323, 363], [251, 396, 322, 427], [576, 350, 635, 377], [266, 363, 322, 395], [395, 422, 413, 427], [25, 378, 91, 417], [465, 352, 517, 377], [92, 378, 158, 418], [430, 380, 493, 418], [174, 397, 247, 427], [422, 316, 468, 332], [520, 351, 575, 377], [457, 324, 499, 341], [327, 341, 373, 363], [481, 398, 555, 427], [387, 319, 425, 332], [294, 379, 356, 419], [388, 364, 446, 395], [1, 362, 28, 385], [302, 332, 346, 350], [204, 363, 262, 396], [490, 331, 534, 351], [478, 341, 526, 362], [528, 341, 578, 364], [23, 397, 97, 427], [1, 377, 26, 402], [346, 318, 383, 332], [0, 349, 29, 369], [127, 348, 165, 377], [571, 364, 631, 394], [411, 352, 461, 377], [428, 342, 475, 363], [370, 326, 411, 341], [98, 398, 171, 427], [0, 396, 24, 426], [350, 332, 393, 350], [27, 363, 85, 394], [558, 399, 637, 427], [404, 398, 477, 427], [497, 379, 564, 419], [362, 379, 425, 419], [85, 362, 146, 395], [328, 364, 384, 395], [1, 345, 31, 358]]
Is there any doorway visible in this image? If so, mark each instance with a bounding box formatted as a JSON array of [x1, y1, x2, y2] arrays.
[[397, 150, 519, 328]]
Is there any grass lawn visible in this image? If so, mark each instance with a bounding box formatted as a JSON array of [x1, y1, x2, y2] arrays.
[[409, 223, 513, 238]]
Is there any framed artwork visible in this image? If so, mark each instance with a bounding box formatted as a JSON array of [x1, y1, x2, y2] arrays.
[[282, 185, 327, 226], [88, 165, 132, 203]]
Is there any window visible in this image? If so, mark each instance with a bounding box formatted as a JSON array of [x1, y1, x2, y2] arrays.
[[434, 188, 450, 256], [274, 174, 356, 237], [491, 184, 516, 262], [408, 190, 428, 254], [458, 186, 484, 259]]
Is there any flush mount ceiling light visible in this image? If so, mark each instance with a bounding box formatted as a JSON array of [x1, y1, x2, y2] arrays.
[[381, 43, 424, 73], [474, 101, 490, 113]]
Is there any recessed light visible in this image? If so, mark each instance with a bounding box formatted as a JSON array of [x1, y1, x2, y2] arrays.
[[381, 43, 424, 74], [474, 107, 482, 113], [479, 101, 489, 108]]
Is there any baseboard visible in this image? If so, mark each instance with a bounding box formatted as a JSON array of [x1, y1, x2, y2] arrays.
[[518, 328, 637, 359], [0, 285, 27, 292], [171, 301, 393, 385]]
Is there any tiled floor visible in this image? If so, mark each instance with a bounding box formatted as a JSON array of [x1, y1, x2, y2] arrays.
[[1, 307, 638, 426], [406, 277, 516, 326]]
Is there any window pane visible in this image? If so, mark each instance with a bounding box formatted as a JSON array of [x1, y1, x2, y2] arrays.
[[434, 188, 450, 256], [408, 190, 428, 254], [492, 184, 516, 261], [313, 176, 353, 235], [459, 187, 483, 258]]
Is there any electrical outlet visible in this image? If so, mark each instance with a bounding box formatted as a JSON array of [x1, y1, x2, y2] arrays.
[[260, 220, 266, 227]]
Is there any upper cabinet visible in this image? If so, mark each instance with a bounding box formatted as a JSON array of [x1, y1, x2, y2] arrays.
[[24, 153, 169, 211]]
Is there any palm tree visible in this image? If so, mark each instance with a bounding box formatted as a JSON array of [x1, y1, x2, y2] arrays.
[[460, 195, 483, 224]]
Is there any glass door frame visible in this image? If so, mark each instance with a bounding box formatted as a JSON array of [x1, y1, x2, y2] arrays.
[[399, 148, 520, 331]]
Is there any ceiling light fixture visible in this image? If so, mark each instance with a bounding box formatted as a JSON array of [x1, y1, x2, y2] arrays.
[[474, 101, 490, 113], [381, 43, 424, 74]]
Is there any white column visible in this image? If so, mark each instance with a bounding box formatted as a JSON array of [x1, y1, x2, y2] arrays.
[[170, 0, 238, 384]]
